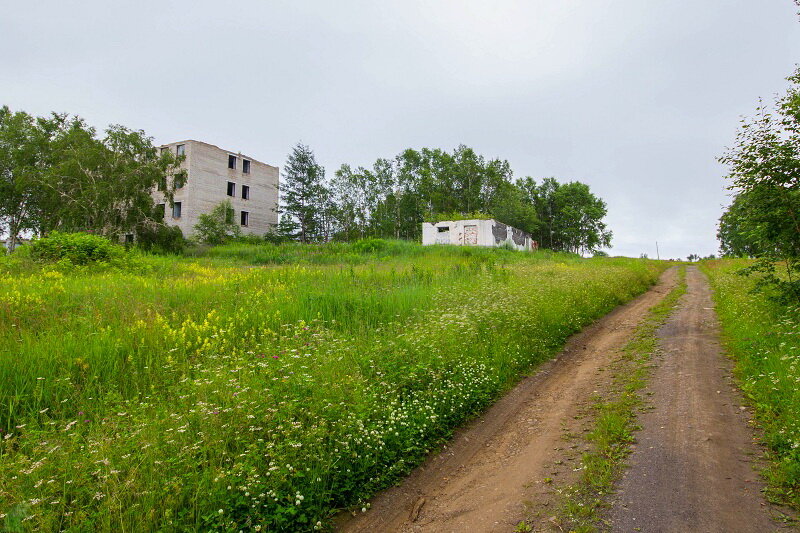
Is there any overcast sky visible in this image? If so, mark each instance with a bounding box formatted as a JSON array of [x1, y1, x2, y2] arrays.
[[3, 1, 799, 258]]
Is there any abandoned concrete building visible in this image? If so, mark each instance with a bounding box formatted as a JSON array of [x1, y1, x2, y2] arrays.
[[422, 219, 538, 251], [154, 140, 279, 236]]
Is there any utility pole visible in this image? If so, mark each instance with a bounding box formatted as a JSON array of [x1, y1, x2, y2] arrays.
[[655, 241, 660, 260]]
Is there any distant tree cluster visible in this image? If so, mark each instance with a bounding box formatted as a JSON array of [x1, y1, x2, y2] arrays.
[[0, 106, 182, 251], [718, 68, 800, 302], [279, 143, 612, 254]]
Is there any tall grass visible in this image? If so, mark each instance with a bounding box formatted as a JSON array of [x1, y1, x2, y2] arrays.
[[0, 243, 665, 531], [702, 259, 800, 509]]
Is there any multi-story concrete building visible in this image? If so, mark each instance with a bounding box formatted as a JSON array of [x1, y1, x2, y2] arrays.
[[154, 140, 279, 237]]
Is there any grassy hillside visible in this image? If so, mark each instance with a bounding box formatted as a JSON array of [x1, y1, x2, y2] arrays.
[[0, 242, 665, 531], [702, 259, 800, 510]]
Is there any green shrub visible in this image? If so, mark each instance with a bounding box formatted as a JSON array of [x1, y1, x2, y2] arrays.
[[194, 200, 241, 245], [26, 231, 123, 265], [352, 238, 389, 254], [136, 224, 185, 255]]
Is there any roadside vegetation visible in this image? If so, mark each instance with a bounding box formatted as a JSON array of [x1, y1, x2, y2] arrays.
[[556, 267, 687, 531], [0, 236, 664, 531], [703, 259, 800, 510]]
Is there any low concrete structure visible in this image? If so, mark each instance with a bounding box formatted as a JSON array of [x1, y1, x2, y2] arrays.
[[154, 140, 279, 237], [422, 219, 538, 251]]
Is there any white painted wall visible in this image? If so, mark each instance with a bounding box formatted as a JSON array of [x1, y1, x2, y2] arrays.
[[422, 219, 537, 251]]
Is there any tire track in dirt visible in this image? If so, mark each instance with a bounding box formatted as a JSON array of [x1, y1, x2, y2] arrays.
[[337, 268, 679, 533], [608, 266, 786, 532]]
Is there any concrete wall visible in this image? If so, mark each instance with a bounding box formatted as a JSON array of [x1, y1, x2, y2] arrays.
[[422, 219, 537, 251], [154, 140, 279, 237]]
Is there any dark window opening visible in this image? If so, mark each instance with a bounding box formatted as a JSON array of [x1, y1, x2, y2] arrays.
[[437, 226, 450, 232], [172, 202, 182, 219], [241, 185, 250, 200], [176, 144, 185, 157], [125, 234, 134, 244], [242, 159, 251, 174], [174, 171, 187, 189], [228, 154, 237, 169], [227, 182, 235, 197], [240, 210, 249, 227], [156, 203, 166, 219]]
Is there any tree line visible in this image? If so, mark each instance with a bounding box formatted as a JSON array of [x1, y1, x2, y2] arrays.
[[0, 106, 183, 251], [1, 105, 613, 255], [717, 67, 800, 302], [279, 143, 612, 254]]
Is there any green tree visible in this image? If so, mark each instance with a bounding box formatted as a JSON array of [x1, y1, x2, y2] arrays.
[[281, 143, 328, 242], [194, 200, 241, 244], [718, 68, 800, 302], [519, 177, 612, 253], [0, 107, 48, 250], [40, 117, 182, 239], [1, 108, 182, 249]]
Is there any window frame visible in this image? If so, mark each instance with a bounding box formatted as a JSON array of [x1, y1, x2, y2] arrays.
[[228, 154, 237, 169], [240, 210, 249, 227], [227, 181, 236, 197], [242, 159, 251, 174], [172, 202, 182, 219], [176, 144, 185, 157], [241, 184, 250, 200]]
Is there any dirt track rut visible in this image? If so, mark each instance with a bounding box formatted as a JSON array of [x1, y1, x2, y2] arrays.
[[609, 266, 784, 532], [339, 269, 679, 532]]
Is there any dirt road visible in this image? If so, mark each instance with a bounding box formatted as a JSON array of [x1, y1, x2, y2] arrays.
[[339, 268, 680, 533], [339, 266, 787, 532], [609, 267, 784, 532]]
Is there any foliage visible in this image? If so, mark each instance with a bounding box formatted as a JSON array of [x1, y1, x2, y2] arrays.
[[280, 143, 328, 243], [427, 211, 492, 224], [136, 223, 185, 254], [703, 259, 800, 510], [0, 243, 665, 531], [25, 231, 123, 265], [194, 200, 242, 245], [0, 107, 183, 248], [0, 107, 46, 251], [351, 238, 389, 254], [0, 106, 183, 252], [518, 177, 613, 254], [327, 145, 611, 252], [718, 68, 800, 302]]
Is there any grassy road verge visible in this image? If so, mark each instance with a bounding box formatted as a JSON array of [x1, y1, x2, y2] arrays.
[[702, 259, 800, 511]]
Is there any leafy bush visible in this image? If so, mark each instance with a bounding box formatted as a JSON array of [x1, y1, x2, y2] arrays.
[[352, 238, 389, 254], [194, 200, 241, 245], [26, 231, 123, 265], [136, 224, 185, 255]]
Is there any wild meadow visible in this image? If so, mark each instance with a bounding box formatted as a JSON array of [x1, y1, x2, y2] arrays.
[[0, 240, 665, 531], [703, 260, 800, 508]]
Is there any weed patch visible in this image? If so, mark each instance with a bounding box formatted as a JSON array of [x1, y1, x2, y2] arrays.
[[0, 243, 666, 531]]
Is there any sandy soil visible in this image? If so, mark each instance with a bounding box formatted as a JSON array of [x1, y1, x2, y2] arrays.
[[608, 267, 786, 532], [338, 268, 679, 533]]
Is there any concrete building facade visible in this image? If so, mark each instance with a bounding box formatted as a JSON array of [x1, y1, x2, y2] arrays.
[[422, 219, 538, 251], [154, 140, 279, 237]]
